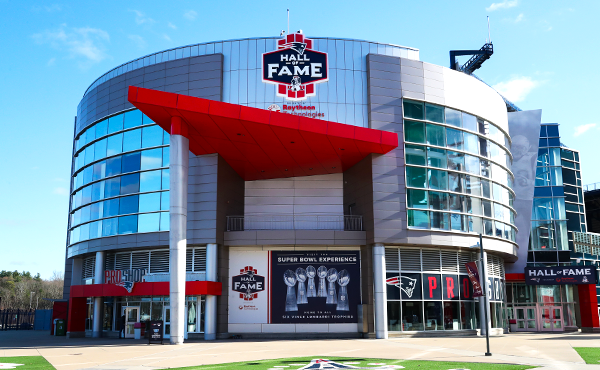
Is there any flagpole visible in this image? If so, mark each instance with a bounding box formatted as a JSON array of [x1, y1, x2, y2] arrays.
[[480, 233, 492, 356]]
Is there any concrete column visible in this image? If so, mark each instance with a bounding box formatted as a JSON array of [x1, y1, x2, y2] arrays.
[[169, 116, 189, 345], [478, 251, 491, 335], [92, 251, 105, 338], [204, 243, 218, 340], [373, 243, 388, 339]]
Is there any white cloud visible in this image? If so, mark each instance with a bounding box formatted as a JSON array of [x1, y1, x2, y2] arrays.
[[130, 9, 155, 25], [53, 187, 69, 196], [47, 57, 56, 66], [168, 22, 177, 30], [32, 4, 62, 12], [32, 25, 110, 67], [162, 34, 172, 42], [492, 76, 540, 102], [184, 10, 197, 20], [486, 0, 518, 11], [574, 123, 597, 137], [128, 34, 146, 49], [514, 13, 524, 22]]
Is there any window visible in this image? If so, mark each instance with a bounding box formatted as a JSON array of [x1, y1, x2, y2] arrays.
[[408, 210, 429, 228], [124, 110, 143, 129], [445, 108, 461, 127], [428, 169, 448, 190], [446, 128, 463, 150], [429, 191, 448, 210], [462, 113, 477, 132], [107, 133, 123, 157], [141, 148, 163, 170], [427, 147, 446, 168], [142, 125, 164, 148], [426, 124, 445, 146], [118, 215, 138, 234], [405, 120, 425, 144], [403, 100, 424, 120], [406, 144, 427, 166], [120, 173, 140, 195], [123, 129, 142, 152], [407, 166, 427, 188], [108, 114, 124, 133], [447, 151, 464, 172], [463, 132, 479, 154], [408, 189, 428, 209], [140, 170, 162, 192], [119, 195, 139, 215], [425, 103, 444, 123]]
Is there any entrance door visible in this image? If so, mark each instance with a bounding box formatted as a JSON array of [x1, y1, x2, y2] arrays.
[[124, 306, 140, 338], [540, 306, 563, 332], [515, 307, 537, 331], [163, 306, 170, 339]]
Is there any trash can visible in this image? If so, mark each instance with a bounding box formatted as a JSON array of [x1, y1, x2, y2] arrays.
[[134, 322, 142, 339], [55, 319, 66, 336]]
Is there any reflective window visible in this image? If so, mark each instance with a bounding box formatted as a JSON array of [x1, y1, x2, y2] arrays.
[[427, 147, 446, 168], [426, 124, 445, 146], [425, 103, 444, 123], [445, 108, 461, 127], [405, 121, 425, 144], [406, 145, 427, 166], [403, 100, 424, 120], [446, 128, 463, 150], [123, 129, 142, 152]]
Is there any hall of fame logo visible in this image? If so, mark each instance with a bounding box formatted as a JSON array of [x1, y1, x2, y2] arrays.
[[232, 266, 265, 301], [262, 32, 329, 101]]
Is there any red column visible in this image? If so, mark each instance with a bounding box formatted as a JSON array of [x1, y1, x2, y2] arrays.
[[578, 284, 600, 332]]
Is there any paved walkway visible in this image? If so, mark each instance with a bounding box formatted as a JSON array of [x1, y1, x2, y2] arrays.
[[1, 331, 600, 369]]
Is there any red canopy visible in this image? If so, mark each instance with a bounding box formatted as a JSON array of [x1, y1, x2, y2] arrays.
[[128, 86, 398, 181]]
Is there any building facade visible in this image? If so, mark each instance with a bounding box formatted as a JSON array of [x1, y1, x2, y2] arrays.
[[62, 34, 597, 340]]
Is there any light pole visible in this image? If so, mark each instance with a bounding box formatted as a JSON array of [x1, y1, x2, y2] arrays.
[[29, 292, 35, 310], [479, 234, 492, 356]]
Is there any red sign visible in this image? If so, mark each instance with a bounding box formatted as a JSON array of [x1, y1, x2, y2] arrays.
[[465, 262, 484, 297]]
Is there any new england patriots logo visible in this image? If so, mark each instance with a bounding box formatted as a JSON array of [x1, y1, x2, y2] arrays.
[[117, 280, 135, 293], [283, 41, 307, 55], [386, 276, 417, 298]]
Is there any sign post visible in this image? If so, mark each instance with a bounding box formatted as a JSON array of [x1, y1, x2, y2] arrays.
[[479, 234, 492, 357], [149, 320, 164, 344]]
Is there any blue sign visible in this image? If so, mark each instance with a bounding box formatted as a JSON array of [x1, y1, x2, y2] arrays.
[[525, 266, 597, 285]]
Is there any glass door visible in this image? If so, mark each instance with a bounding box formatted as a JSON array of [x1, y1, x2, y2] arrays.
[[124, 306, 140, 338], [540, 306, 563, 331], [515, 307, 536, 331], [163, 306, 171, 339]]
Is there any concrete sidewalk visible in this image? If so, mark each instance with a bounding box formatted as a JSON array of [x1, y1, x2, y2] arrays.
[[2, 331, 600, 369]]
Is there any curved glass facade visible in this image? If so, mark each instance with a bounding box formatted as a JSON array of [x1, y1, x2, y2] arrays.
[[69, 109, 170, 245], [403, 99, 517, 242]]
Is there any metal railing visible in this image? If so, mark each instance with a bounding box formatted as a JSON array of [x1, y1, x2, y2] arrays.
[[584, 182, 600, 192], [226, 215, 363, 231], [0, 309, 35, 331]]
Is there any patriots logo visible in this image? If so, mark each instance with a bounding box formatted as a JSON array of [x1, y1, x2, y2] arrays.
[[283, 41, 307, 55], [386, 276, 417, 298], [116, 280, 135, 293], [298, 359, 405, 369]]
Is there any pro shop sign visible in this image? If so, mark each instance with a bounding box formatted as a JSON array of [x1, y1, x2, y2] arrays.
[[262, 33, 328, 101]]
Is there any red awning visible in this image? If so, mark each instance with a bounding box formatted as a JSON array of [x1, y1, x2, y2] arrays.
[[70, 281, 222, 298], [128, 87, 398, 181]]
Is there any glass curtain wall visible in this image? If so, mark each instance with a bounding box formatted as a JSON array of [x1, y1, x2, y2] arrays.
[[530, 124, 569, 251], [403, 100, 517, 242], [69, 109, 170, 245]]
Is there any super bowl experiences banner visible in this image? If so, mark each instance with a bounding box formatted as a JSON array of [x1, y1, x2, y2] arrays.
[[228, 250, 360, 325]]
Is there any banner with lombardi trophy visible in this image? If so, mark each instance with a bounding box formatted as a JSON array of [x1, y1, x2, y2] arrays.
[[505, 109, 542, 274]]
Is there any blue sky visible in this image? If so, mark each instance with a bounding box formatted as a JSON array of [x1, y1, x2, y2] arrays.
[[1, 0, 598, 279]]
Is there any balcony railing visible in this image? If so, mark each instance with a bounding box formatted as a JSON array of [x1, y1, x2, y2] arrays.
[[226, 215, 363, 232]]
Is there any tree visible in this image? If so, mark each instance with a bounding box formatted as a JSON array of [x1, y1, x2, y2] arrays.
[[0, 271, 64, 310]]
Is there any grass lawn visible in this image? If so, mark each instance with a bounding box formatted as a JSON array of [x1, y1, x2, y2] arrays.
[[172, 357, 535, 370], [574, 347, 600, 364], [0, 356, 55, 369]]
